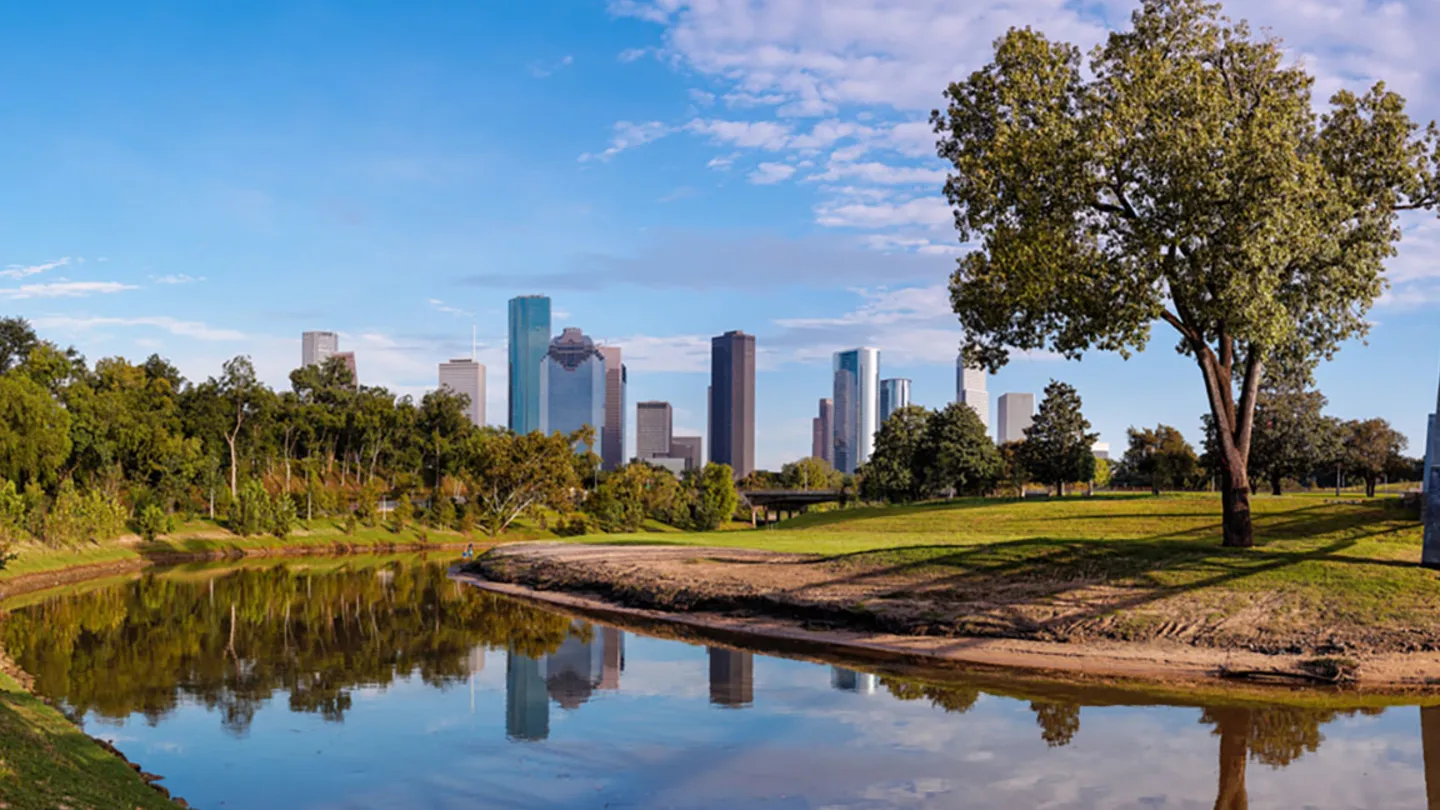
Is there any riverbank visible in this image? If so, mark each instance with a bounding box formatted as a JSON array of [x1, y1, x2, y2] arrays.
[[466, 494, 1440, 687]]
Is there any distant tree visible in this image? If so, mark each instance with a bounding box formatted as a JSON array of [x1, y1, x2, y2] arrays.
[[918, 403, 1003, 497], [780, 456, 842, 491], [1092, 456, 1112, 490], [1019, 381, 1097, 497], [1342, 418, 1408, 497], [468, 431, 580, 538], [216, 357, 262, 499], [862, 405, 931, 502], [998, 440, 1031, 497], [692, 463, 739, 531], [0, 372, 72, 489], [1122, 425, 1198, 495], [933, 0, 1440, 546], [1030, 701, 1081, 748], [738, 469, 781, 490], [0, 317, 39, 374], [1248, 382, 1336, 495]]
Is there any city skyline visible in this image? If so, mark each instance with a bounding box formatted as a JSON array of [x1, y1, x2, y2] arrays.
[[833, 347, 880, 475], [710, 331, 756, 479]]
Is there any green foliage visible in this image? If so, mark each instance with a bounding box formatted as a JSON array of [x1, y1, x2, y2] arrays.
[[391, 494, 414, 533], [467, 430, 582, 537], [343, 513, 359, 536], [1019, 381, 1099, 497], [356, 483, 381, 528], [920, 402, 1003, 497], [36, 480, 127, 547], [1121, 425, 1199, 494], [862, 406, 930, 502], [456, 501, 476, 535], [431, 496, 457, 530], [135, 504, 169, 543], [1092, 456, 1113, 490], [0, 372, 72, 489], [585, 466, 648, 532], [271, 492, 298, 539], [691, 463, 739, 531], [780, 456, 843, 491], [1342, 418, 1408, 498], [232, 479, 271, 538], [999, 441, 1031, 496]]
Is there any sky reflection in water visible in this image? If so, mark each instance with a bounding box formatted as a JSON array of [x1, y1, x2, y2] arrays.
[[6, 559, 1440, 809]]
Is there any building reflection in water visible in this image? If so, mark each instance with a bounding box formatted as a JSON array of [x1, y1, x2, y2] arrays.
[[708, 647, 754, 708], [505, 625, 625, 741], [830, 666, 877, 694]]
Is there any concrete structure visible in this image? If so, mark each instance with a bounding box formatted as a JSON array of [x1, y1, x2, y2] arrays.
[[879, 378, 911, 424], [996, 392, 1035, 444], [301, 331, 339, 368], [333, 351, 357, 384], [505, 650, 549, 741], [957, 352, 989, 433], [1093, 442, 1111, 461], [832, 347, 880, 474], [539, 327, 606, 456], [707, 647, 754, 707], [670, 436, 702, 471], [636, 401, 673, 460], [507, 295, 551, 434], [811, 398, 833, 466], [710, 331, 756, 479], [650, 456, 687, 476], [439, 359, 486, 427], [598, 346, 626, 471], [1423, 366, 1440, 567], [830, 666, 878, 694]]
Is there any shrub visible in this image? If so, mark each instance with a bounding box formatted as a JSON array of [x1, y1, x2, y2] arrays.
[[391, 494, 414, 533], [135, 504, 169, 542], [456, 502, 475, 535], [343, 513, 358, 536], [271, 492, 297, 539], [231, 480, 271, 537], [431, 496, 456, 531]]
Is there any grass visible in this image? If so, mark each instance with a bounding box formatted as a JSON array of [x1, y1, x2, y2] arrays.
[[0, 672, 175, 809]]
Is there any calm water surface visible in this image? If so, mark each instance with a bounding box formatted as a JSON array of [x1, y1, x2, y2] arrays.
[[6, 558, 1440, 809]]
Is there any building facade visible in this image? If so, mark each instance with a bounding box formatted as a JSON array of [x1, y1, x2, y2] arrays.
[[438, 359, 487, 427], [301, 331, 339, 368], [669, 436, 702, 471], [636, 401, 673, 460], [508, 295, 551, 434], [832, 347, 880, 474], [709, 331, 756, 479], [957, 352, 989, 433], [879, 378, 911, 424], [811, 398, 833, 466], [597, 346, 626, 471], [707, 647, 754, 707], [539, 327, 605, 456], [996, 392, 1035, 444], [333, 352, 357, 384]]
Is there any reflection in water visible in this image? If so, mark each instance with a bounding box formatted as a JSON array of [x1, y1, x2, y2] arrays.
[[707, 647, 754, 707], [831, 666, 877, 694], [1427, 706, 1440, 810], [505, 650, 549, 742]]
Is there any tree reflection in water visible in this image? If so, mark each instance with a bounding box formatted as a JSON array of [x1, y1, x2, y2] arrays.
[[2, 561, 572, 735]]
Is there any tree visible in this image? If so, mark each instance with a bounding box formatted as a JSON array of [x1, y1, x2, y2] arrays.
[[1249, 383, 1338, 495], [1342, 418, 1408, 497], [998, 440, 1031, 496], [692, 463, 739, 531], [216, 357, 262, 499], [1018, 381, 1097, 497], [780, 456, 841, 491], [1122, 425, 1199, 495], [862, 405, 931, 502], [0, 317, 39, 374], [932, 0, 1439, 546], [0, 372, 72, 489], [1093, 456, 1112, 489], [918, 403, 1003, 497], [467, 431, 580, 538]]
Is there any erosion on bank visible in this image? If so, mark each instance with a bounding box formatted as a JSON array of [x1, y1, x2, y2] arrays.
[[468, 495, 1438, 680]]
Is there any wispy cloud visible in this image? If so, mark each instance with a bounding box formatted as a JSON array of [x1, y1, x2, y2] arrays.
[[152, 273, 205, 285], [30, 315, 247, 341], [748, 162, 796, 185], [618, 47, 653, 63], [428, 298, 472, 318], [1, 257, 71, 279], [0, 281, 136, 299], [578, 120, 672, 162], [527, 54, 574, 78], [658, 186, 698, 202]]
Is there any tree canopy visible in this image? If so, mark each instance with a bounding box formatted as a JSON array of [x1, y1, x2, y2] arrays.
[[1018, 381, 1097, 497]]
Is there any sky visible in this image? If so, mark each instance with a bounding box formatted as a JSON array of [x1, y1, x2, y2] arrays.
[[2, 0, 1439, 470]]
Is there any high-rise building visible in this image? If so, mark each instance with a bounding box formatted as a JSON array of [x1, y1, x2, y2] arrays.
[[707, 647, 754, 707], [832, 348, 880, 474], [879, 378, 911, 424], [301, 331, 339, 368], [439, 359, 487, 427], [333, 351, 357, 385], [636, 401, 673, 460], [599, 628, 624, 691], [545, 630, 605, 710], [598, 346, 626, 471], [669, 436, 702, 471], [830, 666, 878, 694], [812, 398, 833, 466], [709, 331, 756, 479], [505, 650, 549, 741], [540, 328, 606, 455], [957, 352, 989, 433], [508, 295, 551, 434], [996, 392, 1035, 444]]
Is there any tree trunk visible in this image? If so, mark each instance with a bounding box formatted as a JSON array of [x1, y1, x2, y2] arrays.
[[1056, 480, 1065, 498], [1151, 477, 1161, 497], [1366, 477, 1377, 498], [225, 435, 239, 499], [1213, 709, 1249, 810], [1270, 474, 1282, 497], [1422, 706, 1440, 810], [1220, 462, 1253, 548]]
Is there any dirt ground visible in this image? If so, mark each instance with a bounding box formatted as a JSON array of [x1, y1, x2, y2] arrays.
[[472, 543, 1440, 687]]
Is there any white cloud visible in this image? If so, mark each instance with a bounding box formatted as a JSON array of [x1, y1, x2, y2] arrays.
[[151, 273, 205, 285], [579, 120, 672, 162], [748, 162, 796, 185], [685, 118, 793, 149], [1, 257, 70, 279], [30, 315, 248, 341], [0, 281, 136, 299], [618, 47, 653, 63], [528, 54, 574, 78], [706, 153, 739, 170], [813, 161, 948, 185], [428, 298, 471, 318], [688, 88, 716, 106], [815, 197, 951, 229]]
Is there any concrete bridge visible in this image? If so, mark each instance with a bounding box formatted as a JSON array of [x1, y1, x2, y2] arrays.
[[739, 489, 847, 526]]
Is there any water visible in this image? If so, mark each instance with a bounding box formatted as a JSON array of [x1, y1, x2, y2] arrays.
[[5, 557, 1439, 809]]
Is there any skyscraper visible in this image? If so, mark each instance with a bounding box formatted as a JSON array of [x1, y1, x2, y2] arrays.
[[505, 650, 549, 741], [636, 401, 672, 460], [301, 331, 339, 368], [707, 647, 754, 707], [957, 352, 989, 433], [669, 436, 702, 471], [540, 328, 606, 455], [709, 331, 756, 479], [439, 359, 487, 427], [598, 346, 626, 471], [996, 392, 1035, 444], [830, 666, 878, 694], [508, 295, 551, 434], [832, 348, 880, 474], [879, 378, 911, 424], [812, 398, 833, 466]]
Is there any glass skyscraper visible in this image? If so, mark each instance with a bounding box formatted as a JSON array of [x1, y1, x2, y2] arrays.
[[539, 327, 606, 454], [879, 378, 911, 424], [507, 295, 551, 434], [832, 347, 880, 475]]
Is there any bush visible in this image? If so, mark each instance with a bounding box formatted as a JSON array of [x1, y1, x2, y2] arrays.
[[135, 504, 169, 542], [356, 484, 380, 528], [431, 496, 456, 531], [391, 494, 414, 533], [271, 492, 297, 539], [456, 502, 475, 535], [554, 513, 591, 537], [231, 480, 271, 537], [38, 481, 128, 546], [343, 513, 358, 536]]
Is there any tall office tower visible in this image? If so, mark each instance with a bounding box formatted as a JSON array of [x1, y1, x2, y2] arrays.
[[996, 392, 1035, 444], [669, 436, 702, 471], [301, 331, 339, 368], [812, 398, 833, 465], [508, 295, 552, 434], [597, 346, 626, 471], [879, 378, 911, 424], [709, 331, 756, 479], [439, 359, 487, 427], [707, 647, 754, 707], [832, 348, 880, 474], [830, 666, 879, 694], [636, 401, 673, 460], [539, 328, 606, 455], [957, 352, 989, 433], [599, 628, 624, 691], [505, 650, 549, 741], [705, 385, 712, 464]]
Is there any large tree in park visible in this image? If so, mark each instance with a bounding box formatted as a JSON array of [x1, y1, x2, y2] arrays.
[[1019, 381, 1098, 497], [1249, 383, 1337, 495], [862, 405, 931, 502], [1122, 424, 1199, 495], [918, 402, 1003, 497], [1342, 418, 1408, 498], [932, 0, 1439, 546]]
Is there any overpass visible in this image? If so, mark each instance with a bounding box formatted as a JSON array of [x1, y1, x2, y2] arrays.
[[739, 489, 847, 526]]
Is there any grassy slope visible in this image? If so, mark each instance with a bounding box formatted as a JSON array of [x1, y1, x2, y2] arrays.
[[0, 672, 175, 810], [595, 493, 1435, 634]]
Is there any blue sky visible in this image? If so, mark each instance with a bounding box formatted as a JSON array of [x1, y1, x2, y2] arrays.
[[3, 0, 1439, 470]]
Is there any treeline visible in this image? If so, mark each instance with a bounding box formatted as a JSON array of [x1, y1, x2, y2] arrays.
[[0, 317, 741, 560]]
